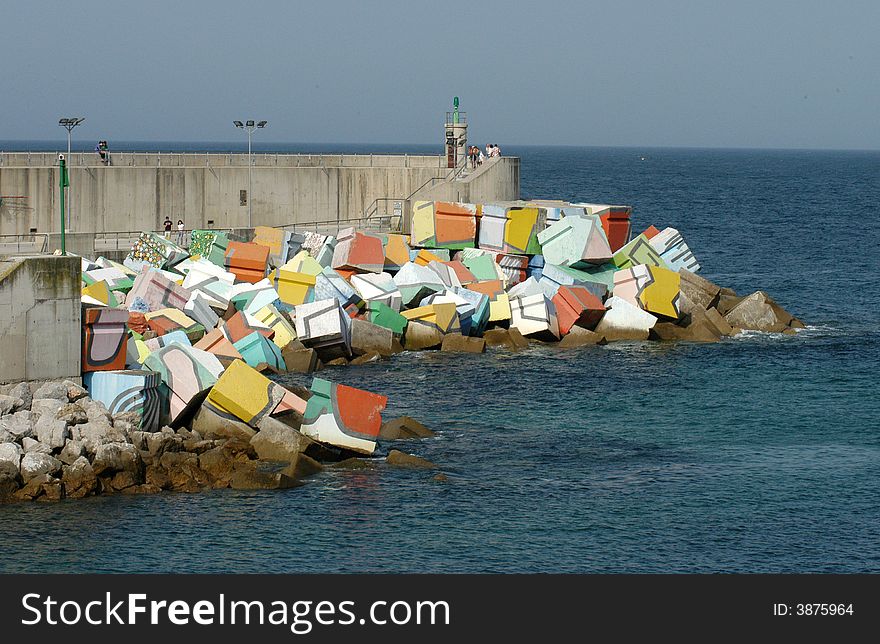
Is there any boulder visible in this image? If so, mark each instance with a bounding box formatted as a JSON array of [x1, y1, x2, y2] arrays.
[[0, 395, 19, 416], [9, 382, 32, 411], [0, 460, 22, 499], [325, 357, 349, 366], [350, 352, 382, 365], [716, 292, 744, 316], [0, 442, 23, 466], [32, 381, 69, 401], [724, 291, 795, 332], [700, 306, 736, 337], [145, 432, 183, 458], [441, 335, 486, 353], [507, 328, 530, 348], [281, 346, 322, 373], [281, 453, 324, 480], [558, 326, 606, 348], [30, 398, 64, 420], [158, 451, 209, 492], [649, 321, 721, 342], [14, 473, 55, 501], [76, 421, 116, 457], [197, 445, 248, 485], [350, 318, 395, 357], [678, 269, 720, 310], [62, 456, 98, 499], [81, 399, 114, 425], [58, 439, 86, 465], [22, 438, 53, 455], [229, 460, 299, 490], [483, 328, 528, 349], [0, 412, 33, 441], [386, 449, 438, 469], [112, 411, 142, 428], [19, 452, 62, 482], [251, 417, 311, 462], [91, 443, 144, 479], [191, 405, 257, 443], [35, 416, 70, 450], [63, 380, 89, 402], [55, 403, 89, 426], [379, 416, 436, 440], [331, 457, 376, 470]]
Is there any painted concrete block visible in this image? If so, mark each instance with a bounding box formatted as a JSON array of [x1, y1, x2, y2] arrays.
[[332, 232, 385, 273], [466, 280, 511, 322], [384, 234, 412, 272], [350, 272, 403, 312], [128, 269, 191, 312], [537, 214, 613, 268], [252, 226, 286, 264], [451, 287, 490, 336], [302, 232, 337, 268], [253, 304, 297, 349], [478, 204, 544, 255], [507, 276, 545, 301], [421, 290, 477, 336], [224, 241, 270, 284], [180, 273, 234, 310], [593, 296, 658, 341], [365, 301, 408, 336], [410, 200, 478, 249], [82, 306, 129, 373], [189, 229, 219, 258], [277, 231, 306, 267], [83, 370, 162, 432], [125, 232, 189, 271], [184, 292, 220, 331], [552, 285, 606, 335], [527, 254, 545, 280], [145, 308, 205, 341], [647, 227, 701, 273], [444, 260, 477, 286], [401, 303, 460, 350], [206, 359, 306, 428], [462, 254, 505, 283], [315, 267, 363, 310], [294, 299, 352, 356], [612, 234, 667, 269], [272, 265, 316, 307], [233, 331, 285, 371], [350, 318, 395, 356], [539, 264, 609, 301], [85, 267, 134, 293], [425, 261, 463, 289], [573, 203, 633, 253], [412, 249, 449, 266], [301, 378, 387, 455], [81, 280, 119, 308], [143, 344, 218, 425], [221, 311, 274, 344], [193, 328, 242, 362], [510, 293, 560, 339], [392, 262, 445, 308], [495, 253, 529, 286], [613, 265, 681, 320], [230, 278, 280, 314], [143, 329, 192, 354]]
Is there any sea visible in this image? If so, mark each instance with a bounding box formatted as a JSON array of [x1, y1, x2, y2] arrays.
[[1, 143, 878, 573]]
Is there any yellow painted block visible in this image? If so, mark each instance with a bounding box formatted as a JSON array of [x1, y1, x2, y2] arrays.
[[639, 266, 681, 319], [385, 234, 411, 270], [254, 304, 297, 349], [431, 302, 459, 333], [488, 293, 512, 321], [134, 339, 151, 364], [144, 308, 198, 327], [401, 305, 436, 323], [82, 280, 113, 306], [504, 208, 540, 252], [410, 201, 436, 247], [413, 249, 444, 266], [253, 226, 285, 256], [272, 267, 315, 305], [283, 250, 323, 276], [206, 359, 275, 424]]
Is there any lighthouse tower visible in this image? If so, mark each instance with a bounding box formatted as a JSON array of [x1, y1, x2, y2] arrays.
[[445, 96, 468, 169]]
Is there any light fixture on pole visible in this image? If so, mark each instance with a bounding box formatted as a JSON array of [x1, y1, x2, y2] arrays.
[[58, 117, 84, 232], [233, 119, 268, 228]]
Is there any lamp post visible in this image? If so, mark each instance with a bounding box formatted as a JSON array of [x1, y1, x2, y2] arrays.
[[233, 119, 267, 228], [58, 117, 84, 233]]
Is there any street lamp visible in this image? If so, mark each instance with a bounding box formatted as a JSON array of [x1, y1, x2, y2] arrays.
[[233, 119, 268, 228], [58, 117, 84, 232]]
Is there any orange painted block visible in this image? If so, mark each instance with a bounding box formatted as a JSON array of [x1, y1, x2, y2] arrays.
[[444, 260, 477, 285], [552, 285, 606, 335], [336, 268, 358, 282], [220, 310, 275, 343], [194, 328, 243, 361], [224, 241, 270, 284], [384, 234, 411, 272], [332, 232, 385, 273], [413, 249, 445, 266], [466, 279, 505, 299], [642, 225, 661, 240]]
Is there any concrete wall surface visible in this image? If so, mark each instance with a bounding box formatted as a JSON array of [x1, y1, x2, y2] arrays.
[[0, 255, 81, 383]]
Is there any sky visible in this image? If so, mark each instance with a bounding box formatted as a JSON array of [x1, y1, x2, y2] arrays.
[[3, 0, 879, 149]]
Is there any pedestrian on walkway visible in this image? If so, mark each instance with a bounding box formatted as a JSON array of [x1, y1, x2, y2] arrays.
[[176, 219, 186, 246], [163, 217, 173, 239]]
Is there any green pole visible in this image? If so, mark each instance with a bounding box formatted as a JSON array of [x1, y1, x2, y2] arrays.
[[59, 157, 69, 255]]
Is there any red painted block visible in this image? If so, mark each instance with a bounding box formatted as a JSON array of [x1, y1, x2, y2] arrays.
[[552, 285, 606, 335], [220, 311, 275, 343], [224, 241, 270, 284], [599, 207, 632, 253]]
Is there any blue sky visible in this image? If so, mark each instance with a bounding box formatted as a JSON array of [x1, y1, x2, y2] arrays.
[[3, 0, 878, 149]]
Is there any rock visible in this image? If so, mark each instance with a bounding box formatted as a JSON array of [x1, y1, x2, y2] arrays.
[[191, 405, 257, 443], [724, 291, 796, 332], [62, 456, 98, 498], [21, 438, 53, 454], [386, 449, 438, 469], [58, 439, 85, 465], [19, 452, 62, 482], [63, 380, 89, 402], [281, 346, 322, 373], [229, 460, 300, 490], [558, 326, 606, 348], [145, 432, 183, 458], [281, 453, 323, 480], [109, 470, 141, 491], [182, 439, 216, 455], [81, 399, 113, 425], [325, 357, 349, 366], [0, 460, 22, 499], [32, 381, 69, 401], [112, 411, 141, 428], [128, 431, 148, 451], [0, 395, 19, 416], [507, 327, 530, 348], [55, 403, 89, 426], [0, 442, 23, 466], [76, 421, 115, 457], [30, 398, 64, 420], [650, 320, 721, 342], [35, 415, 70, 449], [379, 416, 435, 440], [432, 473, 448, 482], [0, 412, 33, 441], [158, 452, 209, 492], [678, 269, 721, 310], [9, 382, 32, 411], [39, 477, 65, 501], [91, 443, 144, 478], [350, 318, 395, 357], [198, 446, 242, 484], [441, 335, 486, 353], [483, 328, 527, 349], [251, 417, 311, 462], [700, 306, 737, 337], [331, 457, 375, 470], [15, 473, 54, 501], [716, 293, 744, 316], [350, 352, 382, 365]]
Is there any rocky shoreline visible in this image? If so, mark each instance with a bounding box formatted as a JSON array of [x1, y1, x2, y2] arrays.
[[0, 379, 439, 504]]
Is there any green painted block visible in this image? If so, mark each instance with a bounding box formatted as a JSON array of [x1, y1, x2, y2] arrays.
[[612, 234, 667, 269], [367, 301, 408, 336], [462, 255, 498, 281]]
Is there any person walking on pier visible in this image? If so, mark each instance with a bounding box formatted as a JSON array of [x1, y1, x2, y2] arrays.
[[163, 217, 173, 239], [176, 219, 186, 246]]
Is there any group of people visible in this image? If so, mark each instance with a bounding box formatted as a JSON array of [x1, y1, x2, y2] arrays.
[[163, 217, 187, 246], [468, 143, 502, 169]]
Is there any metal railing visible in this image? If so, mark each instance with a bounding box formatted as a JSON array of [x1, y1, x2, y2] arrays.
[[275, 216, 401, 237], [0, 233, 49, 256], [92, 228, 238, 252]]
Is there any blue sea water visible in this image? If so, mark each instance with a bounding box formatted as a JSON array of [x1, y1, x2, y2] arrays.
[[1, 145, 878, 573]]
